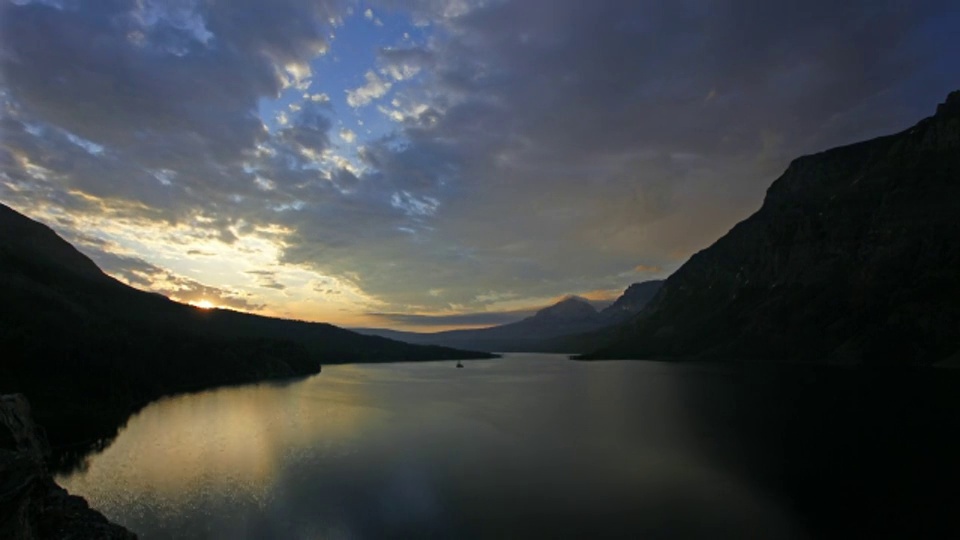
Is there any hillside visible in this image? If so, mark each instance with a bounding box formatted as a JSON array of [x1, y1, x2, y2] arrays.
[[598, 281, 664, 322], [0, 203, 494, 460], [580, 91, 960, 365]]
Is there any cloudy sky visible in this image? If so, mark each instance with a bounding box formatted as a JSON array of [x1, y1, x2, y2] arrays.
[[1, 0, 958, 330]]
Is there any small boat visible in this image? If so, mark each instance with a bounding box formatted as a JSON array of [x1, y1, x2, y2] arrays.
[[456, 361, 464, 368]]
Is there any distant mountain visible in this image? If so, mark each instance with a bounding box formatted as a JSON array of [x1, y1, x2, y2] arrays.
[[580, 91, 960, 365], [0, 203, 493, 458], [358, 282, 663, 352], [357, 296, 605, 352], [534, 295, 600, 322]]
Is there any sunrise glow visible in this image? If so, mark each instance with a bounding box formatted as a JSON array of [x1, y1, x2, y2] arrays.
[[1, 0, 956, 332]]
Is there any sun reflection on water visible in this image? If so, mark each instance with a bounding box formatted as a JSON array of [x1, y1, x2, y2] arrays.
[[57, 371, 386, 508], [55, 356, 815, 539]]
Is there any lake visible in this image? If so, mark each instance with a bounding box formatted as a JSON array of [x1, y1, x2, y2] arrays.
[[57, 354, 960, 538]]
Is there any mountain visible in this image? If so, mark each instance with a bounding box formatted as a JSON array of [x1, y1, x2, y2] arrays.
[[534, 295, 600, 322], [358, 282, 663, 352], [580, 91, 960, 365], [0, 203, 494, 459], [357, 296, 605, 352], [598, 280, 664, 322]]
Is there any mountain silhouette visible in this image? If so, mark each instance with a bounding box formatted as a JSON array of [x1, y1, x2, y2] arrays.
[[598, 281, 664, 322], [0, 203, 494, 461], [358, 282, 663, 352], [580, 91, 960, 365]]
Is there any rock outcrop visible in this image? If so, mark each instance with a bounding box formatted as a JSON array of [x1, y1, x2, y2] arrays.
[[0, 394, 135, 539], [581, 91, 960, 365]]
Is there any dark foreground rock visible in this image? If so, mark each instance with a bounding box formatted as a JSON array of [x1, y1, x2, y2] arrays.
[[0, 394, 135, 539]]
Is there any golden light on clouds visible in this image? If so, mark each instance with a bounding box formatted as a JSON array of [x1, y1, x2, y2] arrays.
[[1, 196, 386, 326], [633, 264, 663, 274], [576, 289, 622, 302], [3, 0, 955, 333]]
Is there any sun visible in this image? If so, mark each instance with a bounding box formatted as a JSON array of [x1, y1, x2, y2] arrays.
[[191, 299, 215, 309]]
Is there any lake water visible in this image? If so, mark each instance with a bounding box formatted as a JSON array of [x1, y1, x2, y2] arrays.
[[57, 354, 960, 539]]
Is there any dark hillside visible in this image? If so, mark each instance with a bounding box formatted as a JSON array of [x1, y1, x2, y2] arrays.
[[581, 91, 960, 365], [0, 203, 493, 462]]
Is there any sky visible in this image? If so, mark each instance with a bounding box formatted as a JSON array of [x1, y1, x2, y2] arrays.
[[1, 0, 958, 331]]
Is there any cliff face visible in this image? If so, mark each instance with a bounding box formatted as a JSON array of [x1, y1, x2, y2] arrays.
[[0, 394, 135, 539], [584, 91, 960, 365]]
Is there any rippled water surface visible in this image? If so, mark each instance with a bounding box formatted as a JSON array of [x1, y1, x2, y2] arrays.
[[58, 354, 960, 538]]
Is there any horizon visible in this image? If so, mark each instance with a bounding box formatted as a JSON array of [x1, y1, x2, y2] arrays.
[[2, 1, 958, 331]]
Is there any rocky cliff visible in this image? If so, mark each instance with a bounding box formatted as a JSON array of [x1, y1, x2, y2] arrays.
[[0, 394, 135, 539], [581, 91, 960, 365]]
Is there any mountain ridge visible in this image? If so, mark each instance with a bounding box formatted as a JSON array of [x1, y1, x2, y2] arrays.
[[356, 281, 663, 352], [579, 90, 960, 365], [0, 203, 494, 461]]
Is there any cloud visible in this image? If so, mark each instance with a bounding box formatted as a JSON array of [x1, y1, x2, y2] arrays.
[[339, 128, 356, 143], [1, 0, 335, 156], [87, 248, 266, 311], [365, 309, 534, 329], [281, 62, 313, 91], [305, 92, 330, 103], [275, 101, 334, 156], [0, 0, 341, 226], [346, 70, 392, 107], [633, 264, 663, 275], [245, 270, 287, 290], [379, 47, 434, 81], [3, 0, 959, 325], [364, 289, 619, 329], [282, 0, 957, 310]]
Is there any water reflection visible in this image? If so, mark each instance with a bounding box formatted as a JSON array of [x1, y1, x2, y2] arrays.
[[56, 355, 960, 539], [58, 371, 386, 504]]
